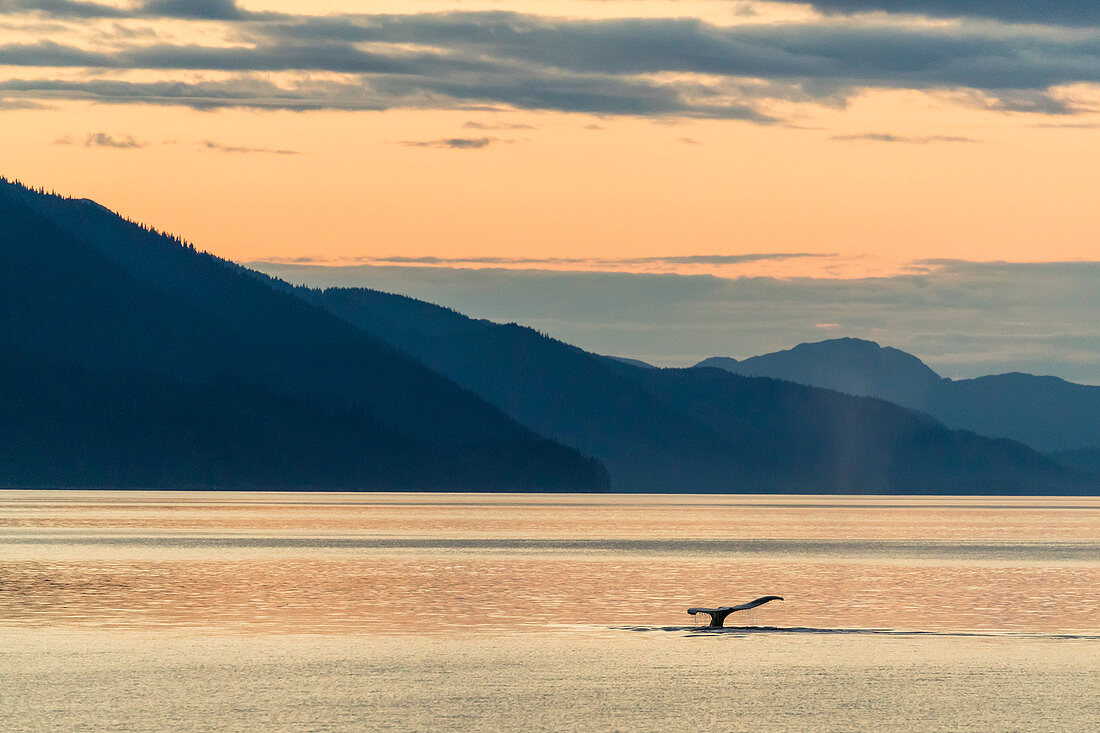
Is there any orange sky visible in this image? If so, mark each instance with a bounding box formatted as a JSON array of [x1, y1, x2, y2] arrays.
[[2, 1, 1098, 277]]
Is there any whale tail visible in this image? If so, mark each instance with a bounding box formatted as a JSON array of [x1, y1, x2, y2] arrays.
[[688, 596, 784, 628]]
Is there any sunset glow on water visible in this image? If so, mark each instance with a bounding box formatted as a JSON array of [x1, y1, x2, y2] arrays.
[[2, 492, 1097, 730]]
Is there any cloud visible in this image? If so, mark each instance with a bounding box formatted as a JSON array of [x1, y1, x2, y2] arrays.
[[142, 0, 250, 21], [83, 132, 145, 148], [0, 96, 47, 110], [202, 140, 299, 154], [2, 11, 1099, 118], [401, 136, 497, 149], [462, 120, 536, 130], [248, 259, 1100, 384], [0, 77, 400, 111], [975, 90, 1088, 115], [0, 1, 128, 19], [264, 13, 1100, 94], [631, 253, 829, 265], [1029, 122, 1100, 129], [830, 133, 979, 143], [799, 1, 1100, 28], [271, 252, 832, 269], [0, 69, 772, 120]]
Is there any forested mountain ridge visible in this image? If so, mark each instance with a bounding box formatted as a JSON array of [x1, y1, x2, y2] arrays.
[[0, 177, 608, 490]]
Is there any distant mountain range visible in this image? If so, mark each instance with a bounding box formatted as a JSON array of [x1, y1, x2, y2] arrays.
[[1, 177, 1094, 493], [696, 338, 1100, 453], [290, 288, 1091, 493]]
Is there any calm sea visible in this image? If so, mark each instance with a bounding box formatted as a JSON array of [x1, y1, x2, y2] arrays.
[[2, 491, 1098, 730]]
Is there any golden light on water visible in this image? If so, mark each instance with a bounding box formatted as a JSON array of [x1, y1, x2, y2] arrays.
[[3, 492, 1098, 731], [3, 492, 1098, 635]]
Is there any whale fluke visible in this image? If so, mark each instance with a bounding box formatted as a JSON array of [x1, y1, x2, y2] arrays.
[[688, 596, 784, 628]]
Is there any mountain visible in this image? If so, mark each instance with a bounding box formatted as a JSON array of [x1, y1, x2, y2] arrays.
[[929, 373, 1100, 454], [1049, 448, 1100, 478], [603, 355, 656, 369], [294, 287, 1092, 494], [695, 338, 1100, 453], [0, 177, 608, 491], [696, 338, 943, 409]]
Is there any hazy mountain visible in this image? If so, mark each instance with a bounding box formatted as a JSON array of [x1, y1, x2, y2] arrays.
[[298, 288, 1091, 494], [603, 355, 656, 369], [695, 338, 1100, 453], [0, 177, 607, 491], [1048, 448, 1100, 478], [696, 338, 943, 409], [929, 373, 1100, 453]]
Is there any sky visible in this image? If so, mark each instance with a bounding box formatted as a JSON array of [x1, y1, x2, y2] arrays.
[[2, 1, 1098, 377], [255, 260, 1100, 383]]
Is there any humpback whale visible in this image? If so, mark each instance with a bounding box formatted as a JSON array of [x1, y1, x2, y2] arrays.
[[688, 596, 784, 628]]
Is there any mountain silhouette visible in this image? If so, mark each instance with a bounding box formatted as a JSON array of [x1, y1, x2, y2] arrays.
[[4, 177, 1092, 494], [696, 338, 943, 409], [296, 288, 1091, 494], [696, 338, 1100, 454], [603, 355, 657, 370], [0, 177, 607, 491]]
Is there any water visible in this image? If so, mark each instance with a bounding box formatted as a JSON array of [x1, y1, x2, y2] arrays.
[[2, 491, 1098, 730]]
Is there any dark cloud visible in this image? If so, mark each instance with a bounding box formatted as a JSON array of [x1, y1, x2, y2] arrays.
[[0, 0, 128, 19], [1029, 122, 1100, 129], [279, 253, 830, 267], [0, 40, 479, 76], [830, 133, 979, 143], [801, 1, 1100, 28], [976, 91, 1087, 115], [201, 140, 299, 154], [84, 132, 145, 148], [0, 77, 396, 111], [0, 40, 109, 67], [462, 120, 536, 130], [401, 137, 496, 149], [1, 10, 1099, 118], [249, 259, 1100, 384], [636, 253, 828, 265], [266, 13, 1100, 93], [143, 0, 248, 20], [0, 46, 773, 120]]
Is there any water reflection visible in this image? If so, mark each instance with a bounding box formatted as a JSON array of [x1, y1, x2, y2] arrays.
[[3, 553, 1098, 635], [3, 491, 1099, 542], [1, 492, 1098, 636]]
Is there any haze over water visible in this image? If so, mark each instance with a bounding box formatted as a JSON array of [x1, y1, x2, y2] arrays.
[[2, 491, 1098, 730]]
